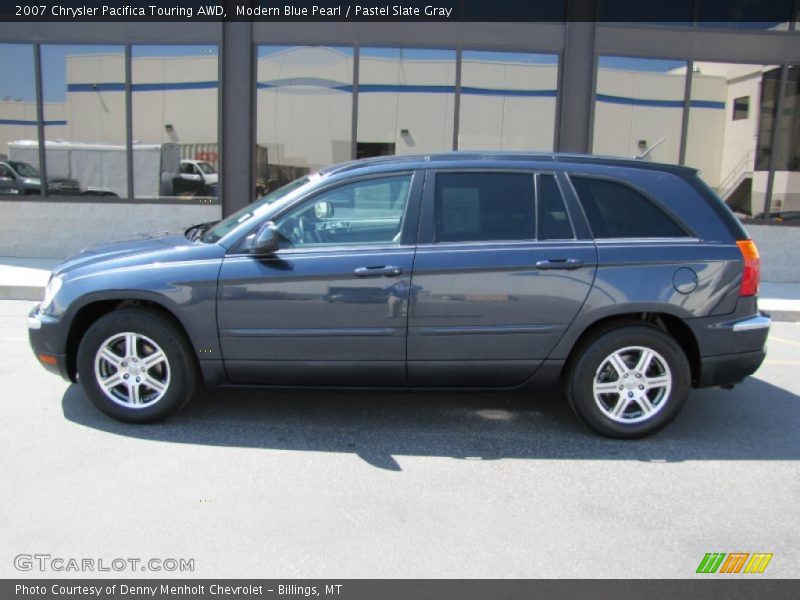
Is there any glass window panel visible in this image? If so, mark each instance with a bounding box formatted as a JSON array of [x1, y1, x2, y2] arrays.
[[0, 44, 38, 197], [274, 174, 411, 248], [571, 177, 687, 238], [593, 56, 687, 164], [132, 45, 219, 200], [358, 48, 456, 158], [459, 51, 558, 152], [538, 174, 574, 240], [684, 62, 779, 216], [256, 46, 353, 195], [41, 45, 126, 197], [434, 172, 535, 243]]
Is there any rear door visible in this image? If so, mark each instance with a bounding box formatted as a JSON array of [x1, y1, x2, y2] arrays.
[[407, 169, 597, 386]]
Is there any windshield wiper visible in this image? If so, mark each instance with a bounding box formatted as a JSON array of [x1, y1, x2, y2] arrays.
[[184, 221, 219, 242]]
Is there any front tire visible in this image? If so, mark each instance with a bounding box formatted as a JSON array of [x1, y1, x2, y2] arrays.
[[566, 325, 691, 439], [76, 308, 198, 422]]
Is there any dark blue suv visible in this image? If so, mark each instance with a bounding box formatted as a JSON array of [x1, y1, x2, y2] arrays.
[[28, 153, 770, 438]]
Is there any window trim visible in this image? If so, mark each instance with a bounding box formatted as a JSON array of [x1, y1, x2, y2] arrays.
[[563, 172, 697, 240]]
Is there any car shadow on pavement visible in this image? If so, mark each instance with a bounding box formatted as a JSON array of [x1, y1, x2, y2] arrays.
[[61, 375, 800, 470]]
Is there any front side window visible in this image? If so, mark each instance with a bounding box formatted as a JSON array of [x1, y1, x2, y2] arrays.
[[274, 174, 412, 248], [434, 172, 535, 243], [8, 161, 37, 177], [570, 176, 687, 239]]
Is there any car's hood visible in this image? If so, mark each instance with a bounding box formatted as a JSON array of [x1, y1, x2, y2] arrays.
[[53, 230, 218, 278], [204, 173, 219, 184]]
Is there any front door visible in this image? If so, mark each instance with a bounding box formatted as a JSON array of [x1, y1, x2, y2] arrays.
[[217, 171, 422, 385], [407, 170, 597, 386]]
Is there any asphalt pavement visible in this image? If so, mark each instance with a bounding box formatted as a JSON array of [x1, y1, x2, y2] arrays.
[[1, 299, 798, 578]]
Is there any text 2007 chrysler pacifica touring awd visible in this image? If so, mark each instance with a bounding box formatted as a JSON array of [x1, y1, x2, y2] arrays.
[[28, 153, 770, 438]]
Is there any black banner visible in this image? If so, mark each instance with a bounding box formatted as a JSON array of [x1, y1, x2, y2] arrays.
[[0, 0, 797, 23], [3, 580, 800, 600]]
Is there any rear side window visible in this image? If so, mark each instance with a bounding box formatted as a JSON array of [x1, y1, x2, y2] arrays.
[[434, 172, 535, 242], [537, 175, 574, 240], [570, 176, 687, 239]]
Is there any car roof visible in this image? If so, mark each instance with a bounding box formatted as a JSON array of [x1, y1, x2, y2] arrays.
[[320, 152, 697, 178]]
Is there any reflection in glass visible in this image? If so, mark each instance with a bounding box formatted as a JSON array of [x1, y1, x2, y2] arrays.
[[685, 62, 780, 216], [593, 56, 687, 164], [256, 46, 353, 195], [358, 48, 456, 158], [459, 51, 558, 152], [132, 45, 219, 200], [40, 45, 126, 196], [0, 44, 38, 196]]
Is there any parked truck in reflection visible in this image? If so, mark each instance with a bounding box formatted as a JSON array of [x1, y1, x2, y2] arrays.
[[0, 159, 80, 195], [5, 141, 185, 198]]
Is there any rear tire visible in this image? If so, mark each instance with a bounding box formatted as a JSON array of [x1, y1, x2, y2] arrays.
[[566, 325, 690, 438], [76, 308, 198, 423]]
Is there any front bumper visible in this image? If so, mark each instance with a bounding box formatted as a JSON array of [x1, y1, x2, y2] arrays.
[[28, 305, 71, 381]]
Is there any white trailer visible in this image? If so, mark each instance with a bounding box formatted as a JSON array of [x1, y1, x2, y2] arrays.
[[8, 140, 181, 198]]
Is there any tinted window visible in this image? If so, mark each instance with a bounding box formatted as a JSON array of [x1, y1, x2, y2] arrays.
[[537, 175, 574, 240], [434, 173, 535, 242], [275, 175, 412, 248], [570, 177, 687, 238]]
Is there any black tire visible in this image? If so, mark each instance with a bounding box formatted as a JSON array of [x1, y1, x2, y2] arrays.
[[566, 325, 691, 439], [76, 308, 198, 423]]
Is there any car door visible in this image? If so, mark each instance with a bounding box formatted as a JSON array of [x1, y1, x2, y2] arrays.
[[0, 164, 18, 195], [407, 169, 598, 386], [217, 170, 423, 386]]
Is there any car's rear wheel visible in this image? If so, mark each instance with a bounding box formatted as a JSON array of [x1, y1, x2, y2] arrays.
[[566, 325, 690, 438], [76, 308, 197, 422]]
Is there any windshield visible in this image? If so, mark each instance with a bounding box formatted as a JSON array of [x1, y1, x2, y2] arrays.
[[8, 161, 39, 178], [196, 162, 216, 174], [201, 176, 311, 244]]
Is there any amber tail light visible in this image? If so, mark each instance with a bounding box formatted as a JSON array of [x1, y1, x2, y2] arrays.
[[736, 240, 760, 297]]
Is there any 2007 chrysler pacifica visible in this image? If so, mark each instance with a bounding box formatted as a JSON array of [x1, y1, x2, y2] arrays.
[[28, 153, 770, 438]]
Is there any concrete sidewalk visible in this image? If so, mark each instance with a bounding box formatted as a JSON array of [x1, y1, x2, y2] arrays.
[[1, 255, 798, 321]]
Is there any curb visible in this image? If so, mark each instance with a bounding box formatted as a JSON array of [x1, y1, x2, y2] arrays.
[[1, 285, 798, 322], [0, 285, 46, 302]]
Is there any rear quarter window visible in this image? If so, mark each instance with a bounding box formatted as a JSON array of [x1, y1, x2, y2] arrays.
[[569, 176, 688, 239]]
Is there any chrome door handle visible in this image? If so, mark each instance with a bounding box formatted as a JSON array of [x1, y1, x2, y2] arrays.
[[354, 265, 404, 277], [536, 258, 584, 270]]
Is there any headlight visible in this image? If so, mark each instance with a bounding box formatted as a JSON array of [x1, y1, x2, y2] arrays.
[[41, 275, 63, 311]]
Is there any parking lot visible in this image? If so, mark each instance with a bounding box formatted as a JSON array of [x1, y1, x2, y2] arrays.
[[1, 298, 798, 578]]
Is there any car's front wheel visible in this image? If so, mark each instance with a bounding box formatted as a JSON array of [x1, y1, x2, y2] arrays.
[[566, 325, 691, 438], [76, 308, 198, 422]]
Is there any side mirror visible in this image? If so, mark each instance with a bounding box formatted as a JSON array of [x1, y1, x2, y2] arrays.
[[248, 222, 280, 255], [314, 201, 334, 219]]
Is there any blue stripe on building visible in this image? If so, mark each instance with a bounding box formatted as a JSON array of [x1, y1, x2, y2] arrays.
[[62, 79, 725, 109], [0, 119, 67, 126], [596, 93, 725, 110]]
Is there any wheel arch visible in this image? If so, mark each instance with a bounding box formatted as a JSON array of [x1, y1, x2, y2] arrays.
[[561, 312, 701, 386], [64, 293, 197, 382]]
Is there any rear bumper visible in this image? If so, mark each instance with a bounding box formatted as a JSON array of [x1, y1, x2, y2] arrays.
[[696, 349, 766, 388], [694, 312, 770, 388]]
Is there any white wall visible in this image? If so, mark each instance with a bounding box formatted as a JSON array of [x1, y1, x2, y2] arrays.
[[593, 69, 688, 164], [684, 73, 727, 187], [459, 61, 557, 151], [0, 201, 221, 258]]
